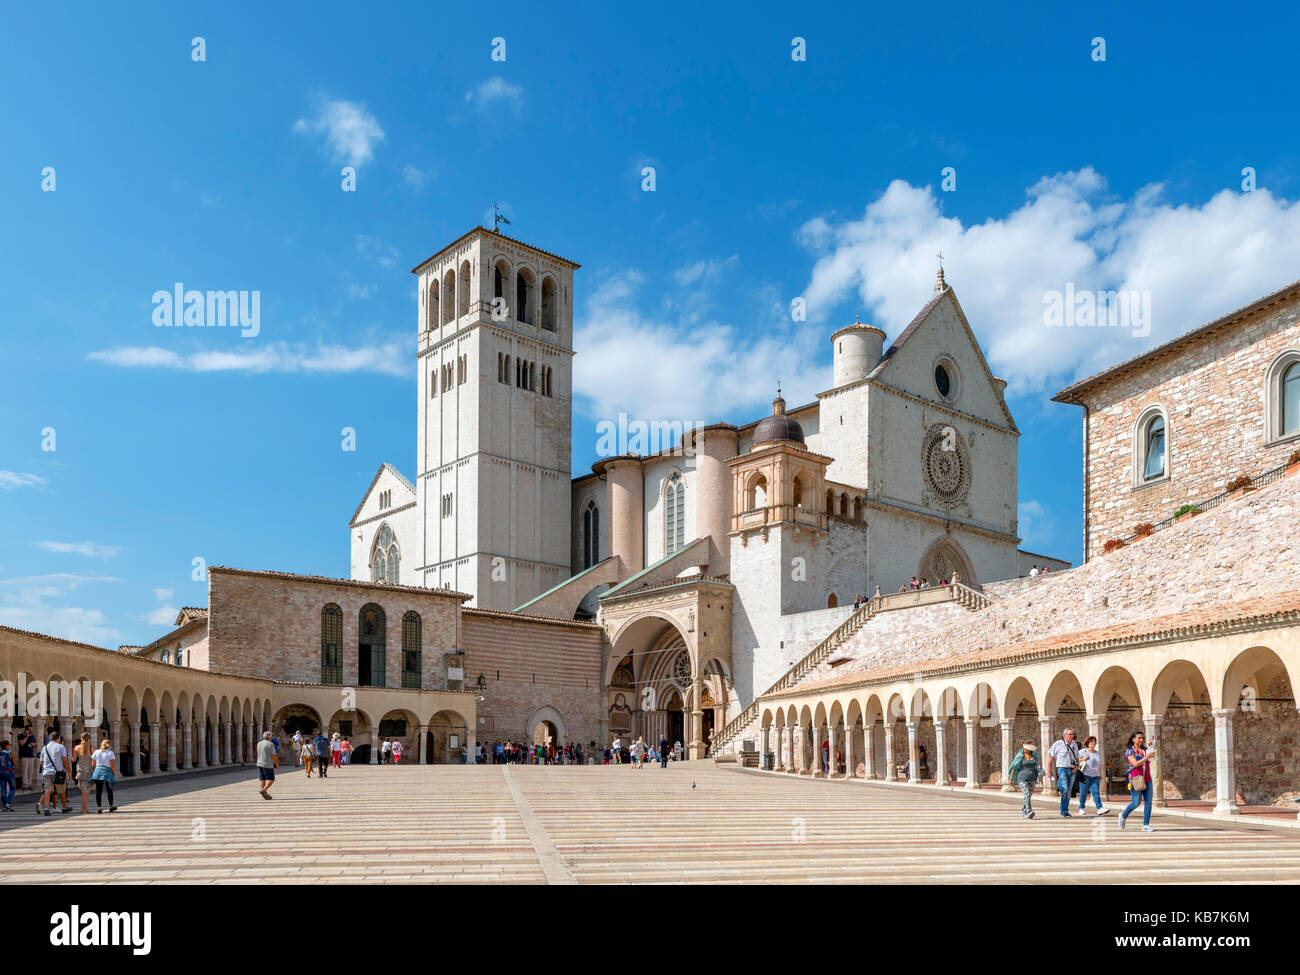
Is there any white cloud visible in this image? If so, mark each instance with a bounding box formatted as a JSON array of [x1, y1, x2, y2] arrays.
[[355, 234, 399, 268], [87, 341, 408, 378], [673, 254, 739, 286], [402, 164, 435, 189], [465, 77, 523, 112], [153, 588, 174, 602], [799, 171, 1300, 394], [1017, 500, 1049, 549], [0, 574, 125, 646], [573, 270, 823, 425], [293, 97, 385, 167], [145, 605, 179, 626], [0, 471, 47, 490], [35, 541, 121, 559]]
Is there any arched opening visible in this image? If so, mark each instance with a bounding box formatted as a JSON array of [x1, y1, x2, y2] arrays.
[[426, 709, 470, 765], [358, 603, 386, 688], [442, 269, 456, 326], [746, 473, 767, 510], [826, 593, 838, 608], [540, 276, 558, 330], [918, 536, 975, 587], [664, 471, 685, 555], [457, 260, 471, 318], [516, 268, 535, 325], [426, 279, 439, 330], [1220, 647, 1298, 808]]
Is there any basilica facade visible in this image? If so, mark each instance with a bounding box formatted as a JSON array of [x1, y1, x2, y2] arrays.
[[349, 227, 1065, 757]]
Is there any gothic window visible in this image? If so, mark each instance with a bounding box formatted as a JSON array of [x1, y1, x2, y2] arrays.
[[665, 472, 685, 554], [372, 525, 399, 584], [1141, 413, 1166, 482], [792, 476, 804, 509], [442, 269, 456, 326], [541, 276, 558, 330], [321, 604, 343, 685], [401, 611, 422, 689], [583, 500, 600, 568], [430, 369, 436, 399], [529, 361, 536, 392]]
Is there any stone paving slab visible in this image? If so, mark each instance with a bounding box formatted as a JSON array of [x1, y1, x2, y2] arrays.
[[0, 763, 1297, 884]]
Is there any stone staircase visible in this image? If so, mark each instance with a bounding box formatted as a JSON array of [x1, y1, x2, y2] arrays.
[[712, 583, 993, 754]]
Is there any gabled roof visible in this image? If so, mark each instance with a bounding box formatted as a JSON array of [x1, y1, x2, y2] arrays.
[[409, 226, 581, 275], [174, 607, 208, 626], [865, 285, 1018, 432], [1053, 278, 1300, 403], [348, 463, 416, 527]]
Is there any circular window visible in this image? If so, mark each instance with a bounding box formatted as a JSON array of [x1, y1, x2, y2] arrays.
[[922, 423, 972, 507], [934, 364, 952, 399], [673, 651, 691, 685]]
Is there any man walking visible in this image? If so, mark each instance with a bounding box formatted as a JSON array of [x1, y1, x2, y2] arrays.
[[17, 724, 36, 792], [37, 731, 72, 816], [256, 731, 278, 799], [1046, 727, 1082, 818], [658, 735, 669, 769], [313, 730, 330, 777]]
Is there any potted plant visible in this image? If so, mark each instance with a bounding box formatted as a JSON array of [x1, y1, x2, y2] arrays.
[[1225, 474, 1254, 497], [1174, 503, 1201, 520], [1134, 522, 1154, 539], [1287, 449, 1300, 477], [1102, 538, 1125, 555]]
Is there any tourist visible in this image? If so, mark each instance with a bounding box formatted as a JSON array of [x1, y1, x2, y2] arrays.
[[1119, 731, 1156, 832], [73, 733, 94, 814], [658, 734, 669, 769], [340, 738, 351, 765], [292, 730, 303, 767], [313, 730, 330, 777], [330, 733, 342, 768], [674, 740, 683, 762], [256, 731, 277, 800], [820, 737, 829, 774], [0, 739, 15, 811], [1030, 565, 1040, 577], [1046, 727, 1082, 818], [611, 736, 622, 764], [1076, 735, 1108, 816], [630, 738, 641, 768], [91, 739, 118, 812], [17, 724, 36, 792], [951, 570, 961, 585], [918, 745, 929, 778], [1008, 741, 1042, 818], [392, 738, 403, 764], [873, 585, 882, 599], [300, 735, 314, 778], [38, 731, 72, 816], [381, 738, 393, 764]]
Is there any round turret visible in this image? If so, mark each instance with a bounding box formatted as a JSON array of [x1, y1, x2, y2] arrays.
[[830, 322, 886, 388]]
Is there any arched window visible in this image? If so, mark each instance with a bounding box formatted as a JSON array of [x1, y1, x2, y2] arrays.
[[321, 604, 343, 685], [825, 489, 835, 515], [1140, 413, 1166, 482], [493, 259, 510, 316], [1283, 361, 1300, 438], [442, 269, 455, 326], [747, 474, 767, 510], [161, 650, 169, 664], [792, 476, 804, 509], [665, 472, 685, 554], [541, 276, 558, 330], [358, 604, 385, 687], [175, 645, 184, 667], [458, 260, 471, 318], [839, 492, 848, 516], [516, 269, 534, 324], [371, 525, 400, 584], [401, 611, 422, 689], [583, 501, 600, 568], [426, 280, 439, 330]]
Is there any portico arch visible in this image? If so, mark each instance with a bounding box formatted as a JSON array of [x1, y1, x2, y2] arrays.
[[526, 705, 567, 746]]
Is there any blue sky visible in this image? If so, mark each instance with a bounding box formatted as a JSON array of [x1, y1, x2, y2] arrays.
[[4, 1, 1299, 645]]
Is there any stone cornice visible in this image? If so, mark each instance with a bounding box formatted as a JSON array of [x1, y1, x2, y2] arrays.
[[598, 575, 734, 606], [862, 496, 1019, 544]]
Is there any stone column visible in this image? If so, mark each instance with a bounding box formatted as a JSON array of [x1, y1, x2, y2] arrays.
[[1143, 714, 1165, 806], [223, 722, 233, 765], [196, 723, 208, 769], [883, 724, 896, 781], [999, 719, 1016, 792], [1211, 709, 1240, 816], [811, 725, 822, 776], [773, 727, 783, 770], [906, 721, 921, 783], [863, 723, 876, 779], [417, 725, 428, 765], [59, 716, 74, 750], [182, 722, 193, 770], [1039, 716, 1055, 794], [165, 723, 177, 772], [688, 672, 705, 761], [789, 725, 800, 772], [1086, 713, 1107, 797], [844, 723, 855, 779], [129, 722, 142, 775], [934, 720, 950, 786], [964, 718, 980, 789], [370, 733, 380, 764], [828, 724, 840, 777]]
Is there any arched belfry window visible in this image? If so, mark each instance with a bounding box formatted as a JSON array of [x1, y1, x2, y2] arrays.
[[792, 476, 804, 509], [747, 473, 767, 510], [442, 269, 456, 326], [665, 472, 685, 554], [401, 611, 422, 689], [583, 500, 600, 568], [371, 524, 400, 584], [1138, 411, 1167, 483], [321, 604, 343, 685]]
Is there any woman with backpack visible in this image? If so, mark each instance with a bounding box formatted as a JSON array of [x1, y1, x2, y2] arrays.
[[1119, 731, 1156, 832]]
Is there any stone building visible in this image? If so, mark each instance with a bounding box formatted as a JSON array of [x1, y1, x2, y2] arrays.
[[1053, 278, 1300, 560]]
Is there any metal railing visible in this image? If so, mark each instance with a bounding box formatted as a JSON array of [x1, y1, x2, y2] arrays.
[[1118, 462, 1290, 545], [711, 583, 992, 751]]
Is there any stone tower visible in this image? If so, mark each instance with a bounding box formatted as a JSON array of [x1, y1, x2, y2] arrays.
[[411, 227, 579, 610]]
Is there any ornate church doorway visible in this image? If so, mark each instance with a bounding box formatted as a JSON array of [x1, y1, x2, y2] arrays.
[[664, 690, 685, 750]]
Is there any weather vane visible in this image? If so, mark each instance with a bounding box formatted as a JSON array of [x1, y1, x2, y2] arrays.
[[492, 203, 511, 232]]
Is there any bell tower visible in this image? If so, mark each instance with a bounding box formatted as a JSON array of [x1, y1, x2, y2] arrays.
[[410, 227, 580, 609]]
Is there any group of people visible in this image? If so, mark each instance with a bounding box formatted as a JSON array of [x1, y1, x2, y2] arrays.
[[485, 741, 584, 764], [897, 571, 962, 594], [1008, 727, 1157, 831], [606, 736, 681, 767], [0, 730, 121, 815]]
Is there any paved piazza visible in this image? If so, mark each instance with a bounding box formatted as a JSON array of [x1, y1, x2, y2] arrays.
[[2, 765, 1300, 884]]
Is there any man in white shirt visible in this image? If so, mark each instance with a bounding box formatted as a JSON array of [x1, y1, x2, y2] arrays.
[[38, 732, 72, 816], [1046, 728, 1082, 818], [292, 730, 303, 766]]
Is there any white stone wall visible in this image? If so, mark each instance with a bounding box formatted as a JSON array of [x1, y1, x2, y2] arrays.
[[349, 467, 418, 587]]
